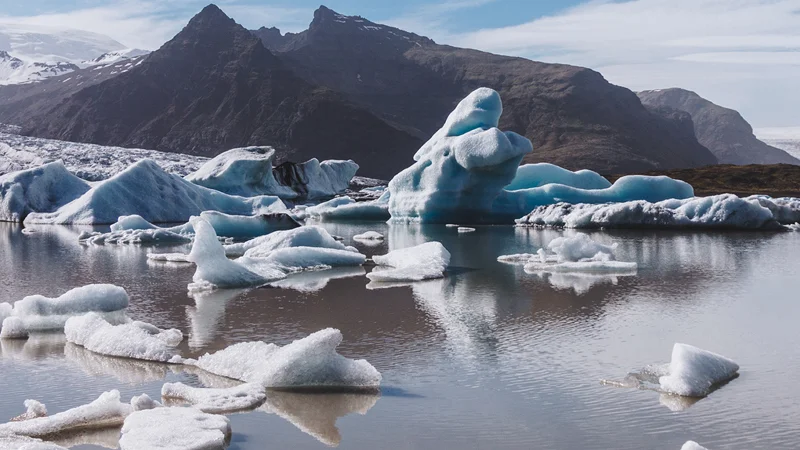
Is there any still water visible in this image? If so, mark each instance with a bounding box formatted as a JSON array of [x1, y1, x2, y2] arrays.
[[1, 222, 799, 449]]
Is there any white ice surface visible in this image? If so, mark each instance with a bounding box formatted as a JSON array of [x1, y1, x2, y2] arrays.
[[65, 313, 183, 363], [0, 161, 90, 222], [352, 231, 384, 242], [0, 433, 67, 450], [226, 226, 350, 258], [238, 247, 365, 273], [161, 382, 266, 413], [23, 159, 285, 224], [367, 242, 450, 282], [119, 407, 231, 450], [681, 441, 709, 450], [0, 390, 132, 437], [521, 233, 637, 275], [186, 328, 381, 390], [0, 284, 129, 338], [659, 343, 740, 397]]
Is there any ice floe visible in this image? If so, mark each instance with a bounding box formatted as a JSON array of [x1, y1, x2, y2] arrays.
[[0, 161, 90, 222], [161, 382, 266, 413], [0, 390, 133, 437], [367, 242, 451, 282], [522, 233, 637, 275], [65, 313, 183, 363], [352, 230, 384, 243], [0, 284, 129, 339], [517, 194, 800, 229], [185, 328, 381, 391], [457, 227, 475, 233], [186, 146, 357, 200], [659, 343, 740, 397], [23, 159, 285, 224], [119, 406, 231, 450], [239, 247, 365, 273], [224, 225, 352, 258]]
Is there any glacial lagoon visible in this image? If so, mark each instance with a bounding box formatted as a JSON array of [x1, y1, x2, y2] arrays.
[[1, 222, 799, 449]]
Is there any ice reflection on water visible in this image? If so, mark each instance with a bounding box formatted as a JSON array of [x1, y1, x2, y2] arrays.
[[1, 223, 800, 449]]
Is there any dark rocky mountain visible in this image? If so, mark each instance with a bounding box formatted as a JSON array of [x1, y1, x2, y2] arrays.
[[253, 6, 717, 173], [7, 5, 420, 179], [638, 88, 800, 166]]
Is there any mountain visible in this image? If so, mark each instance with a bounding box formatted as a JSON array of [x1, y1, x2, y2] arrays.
[[0, 23, 145, 85], [253, 6, 717, 173], [638, 88, 800, 166], [10, 5, 420, 179]]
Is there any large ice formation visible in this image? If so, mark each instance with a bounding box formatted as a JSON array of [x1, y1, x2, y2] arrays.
[[0, 284, 129, 338], [119, 406, 231, 450], [65, 313, 183, 363], [23, 159, 285, 224], [161, 382, 266, 413], [185, 146, 357, 199], [367, 242, 451, 282], [517, 194, 799, 229], [185, 328, 381, 391], [0, 390, 133, 437], [188, 219, 284, 291], [659, 343, 740, 397], [0, 161, 90, 222], [386, 88, 693, 224]]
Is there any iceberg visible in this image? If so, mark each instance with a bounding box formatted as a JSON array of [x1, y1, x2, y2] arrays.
[[224, 226, 352, 258], [682, 442, 709, 450], [505, 163, 611, 191], [517, 194, 793, 229], [659, 343, 739, 397], [352, 231, 384, 243], [24, 159, 285, 224], [0, 284, 129, 339], [185, 146, 358, 199], [188, 219, 285, 291], [367, 242, 451, 282], [0, 161, 90, 222], [302, 194, 391, 222], [0, 390, 133, 437], [387, 88, 692, 224], [185, 328, 381, 391], [119, 407, 231, 450], [64, 313, 183, 363], [161, 382, 266, 413]]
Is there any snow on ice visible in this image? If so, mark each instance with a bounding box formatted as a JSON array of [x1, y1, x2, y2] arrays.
[[185, 328, 381, 391], [161, 382, 266, 413], [185, 146, 357, 199], [119, 406, 231, 450], [367, 241, 451, 282], [0, 284, 129, 338], [64, 313, 183, 363]]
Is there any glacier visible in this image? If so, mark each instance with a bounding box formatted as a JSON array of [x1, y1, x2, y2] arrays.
[[23, 159, 286, 224], [0, 161, 90, 222], [185, 146, 358, 199]]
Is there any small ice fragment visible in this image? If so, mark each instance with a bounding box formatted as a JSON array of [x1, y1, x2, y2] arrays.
[[367, 242, 450, 282], [147, 252, 192, 263], [11, 400, 47, 422], [119, 407, 231, 450], [353, 231, 384, 242], [496, 253, 537, 264], [161, 382, 266, 413], [659, 343, 739, 397]]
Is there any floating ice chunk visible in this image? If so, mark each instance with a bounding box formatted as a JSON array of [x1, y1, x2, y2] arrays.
[[239, 247, 366, 273], [505, 163, 611, 191], [185, 146, 357, 199], [147, 252, 192, 263], [11, 400, 48, 422], [110, 214, 157, 231], [186, 328, 381, 390], [681, 441, 709, 450], [188, 219, 283, 291], [0, 434, 67, 449], [659, 343, 739, 397], [547, 233, 616, 263], [226, 226, 350, 258], [0, 284, 129, 338], [0, 390, 133, 437], [496, 253, 537, 264], [130, 394, 161, 411], [457, 227, 475, 233], [119, 407, 231, 450], [520, 233, 637, 275], [517, 194, 789, 229], [352, 231, 384, 242], [367, 242, 451, 282], [162, 382, 266, 413], [788, 222, 800, 231], [746, 195, 800, 224], [79, 228, 191, 245], [24, 159, 285, 224], [0, 161, 90, 223], [445, 223, 460, 228], [65, 313, 183, 363], [260, 391, 379, 447]]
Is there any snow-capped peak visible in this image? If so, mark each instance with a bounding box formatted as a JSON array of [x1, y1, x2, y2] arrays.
[[81, 48, 150, 67]]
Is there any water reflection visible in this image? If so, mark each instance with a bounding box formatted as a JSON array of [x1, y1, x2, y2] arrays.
[[187, 288, 248, 349], [64, 343, 168, 384], [259, 391, 380, 447], [47, 426, 120, 449], [270, 267, 367, 293], [528, 272, 634, 295], [0, 334, 66, 360]]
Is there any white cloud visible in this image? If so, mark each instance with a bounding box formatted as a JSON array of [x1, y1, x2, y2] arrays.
[[444, 0, 800, 126]]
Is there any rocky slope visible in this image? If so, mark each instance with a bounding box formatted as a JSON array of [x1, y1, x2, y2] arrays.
[[638, 88, 800, 166], [11, 5, 420, 179], [254, 6, 717, 173]]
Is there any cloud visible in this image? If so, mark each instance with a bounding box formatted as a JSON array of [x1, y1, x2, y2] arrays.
[[0, 1, 311, 50], [382, 0, 497, 42], [444, 0, 800, 126]]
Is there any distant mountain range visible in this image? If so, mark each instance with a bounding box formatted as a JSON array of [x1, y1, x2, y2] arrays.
[[638, 89, 800, 166], [0, 4, 793, 177]]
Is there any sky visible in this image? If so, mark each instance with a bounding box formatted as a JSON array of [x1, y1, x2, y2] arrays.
[[1, 0, 798, 128]]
